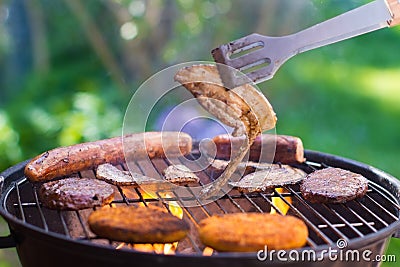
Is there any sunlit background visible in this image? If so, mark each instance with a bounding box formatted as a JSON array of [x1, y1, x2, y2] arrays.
[[0, 0, 400, 266]]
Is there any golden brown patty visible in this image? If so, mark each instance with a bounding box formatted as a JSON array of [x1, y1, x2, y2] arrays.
[[300, 167, 368, 203], [39, 178, 114, 210], [88, 206, 190, 243], [198, 213, 308, 252]]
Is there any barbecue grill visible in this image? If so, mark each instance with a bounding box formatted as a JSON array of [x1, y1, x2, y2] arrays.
[[0, 148, 399, 267]]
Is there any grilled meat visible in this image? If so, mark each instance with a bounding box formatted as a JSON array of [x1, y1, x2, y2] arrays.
[[39, 178, 114, 210], [25, 132, 192, 183], [300, 167, 368, 203], [211, 133, 305, 164], [174, 64, 277, 198], [163, 164, 200, 185], [229, 164, 306, 193], [96, 163, 157, 186]]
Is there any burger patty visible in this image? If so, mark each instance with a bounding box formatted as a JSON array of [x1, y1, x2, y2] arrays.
[[88, 206, 190, 243], [300, 167, 368, 204], [39, 177, 114, 210], [198, 213, 308, 252]]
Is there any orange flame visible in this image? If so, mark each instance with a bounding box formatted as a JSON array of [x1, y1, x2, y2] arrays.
[[203, 247, 214, 256], [130, 192, 183, 254], [270, 188, 291, 215]]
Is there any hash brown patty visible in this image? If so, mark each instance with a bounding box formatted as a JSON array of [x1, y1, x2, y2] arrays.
[[88, 206, 190, 243], [198, 213, 308, 252]]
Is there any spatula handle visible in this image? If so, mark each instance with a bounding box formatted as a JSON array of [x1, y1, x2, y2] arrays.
[[290, 0, 392, 55]]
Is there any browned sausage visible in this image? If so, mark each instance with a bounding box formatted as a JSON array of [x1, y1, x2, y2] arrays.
[[25, 132, 192, 182], [212, 134, 305, 164]]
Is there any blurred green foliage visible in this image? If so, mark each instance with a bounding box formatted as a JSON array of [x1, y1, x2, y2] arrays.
[[0, 0, 399, 266]]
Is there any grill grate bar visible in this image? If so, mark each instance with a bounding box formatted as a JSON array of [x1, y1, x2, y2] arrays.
[[149, 158, 213, 217], [322, 204, 364, 237], [271, 188, 334, 244], [242, 193, 264, 213], [364, 194, 398, 221], [169, 193, 203, 253], [285, 187, 347, 243], [179, 186, 214, 216], [207, 169, 245, 212], [181, 154, 245, 212], [354, 200, 389, 227], [156, 191, 203, 254], [184, 153, 246, 212], [14, 182, 26, 222], [75, 211, 91, 239], [31, 184, 48, 231], [256, 192, 319, 248], [174, 157, 229, 214], [340, 204, 378, 233], [318, 222, 375, 229], [116, 185, 131, 206], [368, 182, 400, 210], [257, 192, 284, 215], [133, 188, 149, 207], [58, 211, 71, 237]]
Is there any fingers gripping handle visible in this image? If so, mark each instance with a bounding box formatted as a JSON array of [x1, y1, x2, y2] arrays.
[[387, 0, 400, 26]]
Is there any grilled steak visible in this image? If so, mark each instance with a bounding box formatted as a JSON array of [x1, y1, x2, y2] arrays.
[[198, 213, 308, 252], [300, 167, 368, 203], [96, 163, 157, 186], [229, 164, 306, 193], [88, 206, 190, 243], [39, 178, 114, 210], [163, 164, 199, 185]]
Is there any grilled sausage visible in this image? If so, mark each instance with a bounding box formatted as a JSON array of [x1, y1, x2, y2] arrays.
[[25, 132, 192, 182], [211, 134, 305, 164]]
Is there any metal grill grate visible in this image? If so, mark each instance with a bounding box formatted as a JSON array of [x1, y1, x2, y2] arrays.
[[5, 151, 400, 255]]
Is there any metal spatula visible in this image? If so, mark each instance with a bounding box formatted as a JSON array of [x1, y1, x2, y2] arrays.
[[212, 0, 400, 88]]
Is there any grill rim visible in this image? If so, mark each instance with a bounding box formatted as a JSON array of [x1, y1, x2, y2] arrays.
[[0, 150, 399, 260]]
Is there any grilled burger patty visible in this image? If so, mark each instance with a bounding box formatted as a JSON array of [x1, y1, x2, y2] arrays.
[[88, 206, 190, 243], [39, 178, 114, 210], [198, 213, 308, 252], [300, 167, 368, 203]]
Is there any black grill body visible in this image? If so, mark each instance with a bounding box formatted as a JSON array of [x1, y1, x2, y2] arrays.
[[0, 150, 399, 267]]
